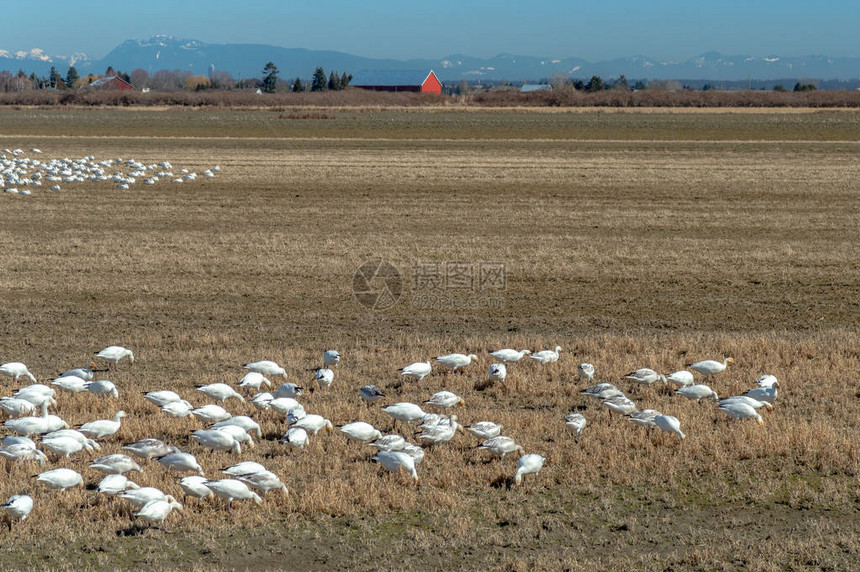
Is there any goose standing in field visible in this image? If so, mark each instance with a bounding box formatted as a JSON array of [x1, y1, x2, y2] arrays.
[[564, 413, 587, 438], [94, 345, 134, 369], [197, 383, 245, 403], [222, 461, 268, 477], [577, 363, 595, 382], [57, 361, 101, 381], [627, 409, 662, 428], [243, 360, 288, 379], [654, 415, 685, 440], [514, 454, 546, 487], [688, 357, 734, 379], [203, 479, 263, 514], [313, 368, 334, 389], [743, 386, 778, 404], [78, 411, 126, 439], [465, 421, 503, 440], [674, 384, 719, 402], [268, 397, 302, 417], [36, 468, 83, 491], [50, 375, 90, 394], [289, 414, 333, 435], [359, 385, 385, 404], [581, 383, 624, 400], [2, 494, 33, 523], [340, 421, 382, 443], [4, 400, 67, 436], [41, 436, 92, 458], [489, 349, 531, 363], [528, 346, 562, 364], [488, 363, 507, 385], [666, 370, 695, 387], [236, 470, 289, 496], [215, 425, 255, 448], [417, 415, 461, 446], [719, 395, 774, 411], [756, 375, 780, 389], [624, 368, 667, 386], [399, 361, 433, 385], [84, 379, 119, 398], [191, 429, 242, 454], [122, 438, 172, 460], [89, 454, 144, 475], [382, 402, 427, 425], [434, 353, 479, 373], [191, 404, 231, 423], [156, 449, 204, 475], [13, 384, 55, 405], [179, 476, 214, 503], [374, 450, 419, 486], [97, 474, 140, 496], [212, 416, 262, 438], [424, 391, 465, 409], [274, 383, 303, 398], [238, 371, 271, 391], [143, 390, 187, 408], [369, 434, 408, 452], [0, 362, 37, 383], [120, 487, 176, 508], [478, 436, 524, 458], [719, 401, 764, 425], [134, 499, 183, 528], [602, 395, 638, 416], [323, 350, 341, 367]]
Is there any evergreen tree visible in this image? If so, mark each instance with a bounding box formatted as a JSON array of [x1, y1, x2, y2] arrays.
[[105, 66, 115, 77], [261, 62, 279, 93], [311, 67, 327, 91], [327, 71, 339, 91], [340, 72, 351, 89], [292, 76, 305, 92], [585, 75, 604, 92], [49, 66, 61, 88], [65, 66, 79, 89]]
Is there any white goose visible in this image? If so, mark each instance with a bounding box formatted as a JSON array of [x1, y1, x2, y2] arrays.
[[243, 360, 287, 379], [688, 357, 734, 379], [360, 385, 385, 403], [514, 454, 546, 487], [434, 353, 479, 372], [238, 372, 271, 391], [756, 375, 780, 389], [197, 383, 245, 403], [0, 362, 37, 383], [674, 385, 719, 402], [134, 499, 183, 527], [122, 438, 172, 460], [89, 454, 144, 475], [488, 349, 531, 363], [191, 404, 231, 423], [382, 403, 427, 424], [162, 401, 194, 418], [624, 368, 666, 385], [51, 375, 90, 393], [323, 350, 341, 367], [236, 470, 289, 496], [212, 416, 263, 438], [94, 345, 134, 369], [369, 435, 408, 452], [529, 346, 561, 364], [143, 390, 186, 407], [654, 415, 685, 439], [203, 479, 263, 514], [0, 397, 37, 418], [284, 427, 309, 448], [478, 436, 524, 458], [744, 386, 779, 404], [577, 363, 595, 382], [340, 421, 382, 443], [179, 476, 214, 502], [488, 363, 507, 384], [581, 383, 624, 400], [465, 421, 503, 440], [424, 391, 465, 409], [602, 395, 637, 416], [2, 494, 34, 523], [41, 436, 92, 458], [120, 487, 176, 508], [222, 461, 268, 477], [84, 379, 119, 398], [156, 449, 204, 475], [36, 468, 83, 491], [0, 443, 48, 464], [719, 401, 764, 425], [399, 361, 433, 384], [191, 429, 241, 454], [314, 368, 334, 388], [289, 414, 333, 435], [374, 451, 419, 485], [564, 413, 587, 437], [719, 396, 774, 411], [274, 383, 303, 398], [4, 400, 67, 436], [97, 474, 140, 496], [627, 409, 662, 427], [78, 411, 126, 439], [666, 370, 695, 387]]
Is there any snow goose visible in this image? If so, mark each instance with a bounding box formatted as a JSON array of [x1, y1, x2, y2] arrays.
[[488, 363, 507, 384], [143, 390, 185, 407], [274, 383, 303, 398], [602, 395, 638, 416], [514, 454, 546, 487], [212, 416, 262, 438], [122, 438, 172, 460], [1, 435, 37, 448], [564, 413, 587, 437], [654, 415, 685, 439], [756, 375, 780, 389], [41, 436, 91, 458], [14, 384, 55, 404], [120, 487, 176, 508], [197, 383, 245, 403], [4, 400, 67, 436], [268, 397, 302, 417], [179, 476, 214, 503], [2, 494, 33, 523], [478, 436, 524, 458], [238, 372, 271, 391], [369, 434, 407, 452], [284, 427, 309, 449], [57, 362, 100, 381], [157, 449, 204, 475], [236, 470, 288, 496], [191, 404, 231, 423], [374, 451, 419, 485], [742, 386, 778, 404], [222, 461, 267, 477], [719, 401, 764, 425], [42, 429, 98, 449], [666, 370, 695, 387], [289, 414, 333, 435], [399, 443, 426, 465], [674, 385, 719, 402], [581, 383, 624, 400], [417, 416, 461, 446], [97, 474, 139, 496], [134, 499, 183, 527], [314, 368, 334, 388], [89, 454, 144, 475], [0, 362, 37, 383], [94, 345, 134, 369], [203, 479, 262, 514], [424, 391, 465, 409], [84, 379, 119, 398], [434, 353, 479, 372], [360, 385, 385, 403], [243, 360, 287, 379], [466, 421, 503, 440], [0, 397, 37, 418], [627, 409, 662, 428], [382, 402, 427, 424], [78, 411, 125, 439], [250, 392, 274, 411], [191, 429, 241, 454], [399, 361, 433, 384], [719, 396, 773, 411], [323, 350, 341, 367], [215, 425, 255, 448], [51, 375, 90, 393], [528, 346, 561, 364], [688, 357, 734, 379], [624, 368, 666, 385], [36, 468, 83, 491], [577, 363, 595, 382], [0, 443, 47, 464], [340, 421, 382, 443], [162, 401, 194, 418], [489, 349, 531, 363]]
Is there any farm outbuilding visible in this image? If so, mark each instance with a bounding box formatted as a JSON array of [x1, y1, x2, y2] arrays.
[[88, 76, 134, 91], [350, 70, 442, 94]]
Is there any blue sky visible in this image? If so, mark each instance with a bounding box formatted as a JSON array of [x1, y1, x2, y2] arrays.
[[3, 1, 858, 61]]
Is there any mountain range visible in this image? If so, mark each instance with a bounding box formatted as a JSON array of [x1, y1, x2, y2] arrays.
[[2, 36, 858, 83]]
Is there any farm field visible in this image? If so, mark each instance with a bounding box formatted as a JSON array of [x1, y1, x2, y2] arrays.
[[0, 106, 858, 570]]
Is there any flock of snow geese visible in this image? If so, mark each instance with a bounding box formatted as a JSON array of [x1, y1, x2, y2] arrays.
[[0, 344, 780, 529], [1, 148, 219, 196]]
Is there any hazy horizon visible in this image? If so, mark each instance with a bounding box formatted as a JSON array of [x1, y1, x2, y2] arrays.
[[2, 1, 858, 62]]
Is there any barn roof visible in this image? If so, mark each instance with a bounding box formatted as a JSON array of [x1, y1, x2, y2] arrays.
[[90, 75, 133, 88], [351, 70, 438, 87], [521, 84, 552, 92]]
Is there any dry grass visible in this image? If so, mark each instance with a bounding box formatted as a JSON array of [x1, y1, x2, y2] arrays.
[[0, 108, 858, 570]]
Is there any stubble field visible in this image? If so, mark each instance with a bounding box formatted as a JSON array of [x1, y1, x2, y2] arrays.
[[0, 106, 858, 570]]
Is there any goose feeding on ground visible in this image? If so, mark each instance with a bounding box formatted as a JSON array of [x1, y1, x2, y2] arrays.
[[654, 415, 685, 439], [0, 397, 37, 418], [417, 416, 461, 446], [212, 416, 262, 438], [120, 487, 176, 508], [314, 368, 334, 388], [424, 391, 465, 409], [602, 395, 638, 416], [274, 383, 303, 398], [268, 397, 302, 417], [674, 385, 719, 402], [564, 413, 587, 437], [624, 368, 666, 385], [2, 494, 33, 523], [134, 499, 183, 527], [514, 454, 546, 487], [369, 434, 407, 452], [399, 443, 426, 465], [191, 429, 242, 454], [688, 357, 734, 379], [157, 450, 204, 475], [94, 346, 134, 369], [203, 479, 263, 514], [488, 363, 507, 384], [434, 353, 479, 372], [222, 461, 268, 477], [719, 396, 774, 411], [97, 474, 139, 496], [478, 436, 524, 458], [50, 375, 90, 393], [465, 421, 503, 440], [162, 401, 194, 418], [89, 453, 144, 475], [250, 392, 274, 410], [399, 361, 433, 384], [581, 383, 624, 400], [78, 411, 126, 439], [577, 363, 595, 382], [57, 361, 101, 381], [191, 404, 231, 423], [197, 383, 245, 403], [215, 425, 255, 448], [243, 360, 287, 379], [360, 385, 385, 403], [122, 438, 172, 460], [0, 444, 47, 464], [289, 414, 333, 435], [236, 470, 289, 496], [179, 476, 214, 502], [238, 372, 271, 391], [382, 402, 427, 424], [41, 436, 91, 458], [666, 370, 695, 387], [84, 379, 119, 398], [374, 451, 419, 485], [283, 427, 309, 448], [528, 346, 561, 364], [340, 421, 382, 443], [719, 402, 764, 425], [36, 468, 83, 491], [4, 400, 67, 436], [323, 350, 341, 367], [627, 409, 662, 428], [0, 362, 37, 383], [14, 384, 55, 404], [756, 375, 780, 389], [143, 390, 186, 407], [1, 435, 37, 448], [489, 349, 531, 363], [742, 386, 778, 404]]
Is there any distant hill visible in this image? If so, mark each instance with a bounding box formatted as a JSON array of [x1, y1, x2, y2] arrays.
[[2, 36, 859, 83]]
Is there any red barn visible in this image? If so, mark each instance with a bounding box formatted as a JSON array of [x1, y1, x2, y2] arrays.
[[350, 70, 442, 94], [89, 76, 135, 91]]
